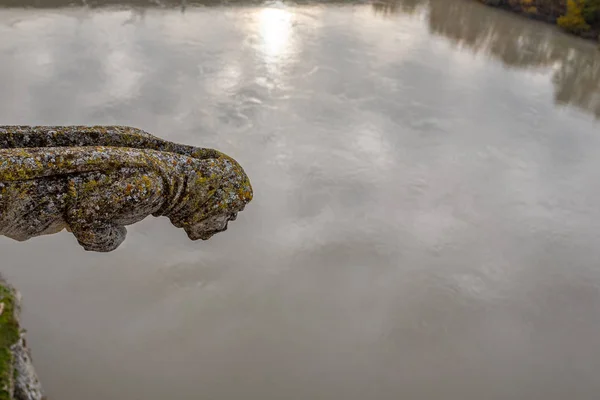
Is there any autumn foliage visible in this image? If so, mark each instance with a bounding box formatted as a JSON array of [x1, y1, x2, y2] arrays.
[[481, 0, 600, 37], [558, 0, 590, 32]]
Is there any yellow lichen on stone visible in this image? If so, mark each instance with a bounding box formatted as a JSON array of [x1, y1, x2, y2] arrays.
[[0, 126, 253, 252]]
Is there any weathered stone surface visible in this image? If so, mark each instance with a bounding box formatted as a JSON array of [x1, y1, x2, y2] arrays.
[[0, 126, 253, 252], [0, 277, 44, 400]]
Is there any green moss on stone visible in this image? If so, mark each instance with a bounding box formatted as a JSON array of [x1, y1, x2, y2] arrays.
[[0, 283, 20, 400]]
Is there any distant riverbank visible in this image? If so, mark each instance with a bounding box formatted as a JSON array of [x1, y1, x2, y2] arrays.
[[478, 0, 600, 42]]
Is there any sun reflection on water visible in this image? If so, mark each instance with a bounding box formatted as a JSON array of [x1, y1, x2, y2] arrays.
[[251, 5, 300, 89], [257, 7, 293, 60]]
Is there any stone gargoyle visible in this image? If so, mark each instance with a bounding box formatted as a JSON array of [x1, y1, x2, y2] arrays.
[[0, 126, 253, 252]]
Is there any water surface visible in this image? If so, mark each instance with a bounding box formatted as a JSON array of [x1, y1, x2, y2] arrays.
[[1, 0, 600, 399]]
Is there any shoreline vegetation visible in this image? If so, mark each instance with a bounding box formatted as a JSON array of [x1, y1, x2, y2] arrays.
[[478, 0, 600, 42]]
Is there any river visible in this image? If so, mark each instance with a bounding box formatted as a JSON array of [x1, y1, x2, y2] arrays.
[[0, 0, 599, 399]]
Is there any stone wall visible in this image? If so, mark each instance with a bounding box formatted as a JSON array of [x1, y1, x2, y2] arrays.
[[0, 278, 44, 400]]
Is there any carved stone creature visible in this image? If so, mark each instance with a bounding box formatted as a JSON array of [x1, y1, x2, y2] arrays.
[[0, 126, 253, 252]]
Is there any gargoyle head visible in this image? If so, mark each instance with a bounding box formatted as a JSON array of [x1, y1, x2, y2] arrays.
[[167, 152, 253, 241]]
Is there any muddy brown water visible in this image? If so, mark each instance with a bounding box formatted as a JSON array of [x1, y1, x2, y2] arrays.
[[0, 0, 600, 399]]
